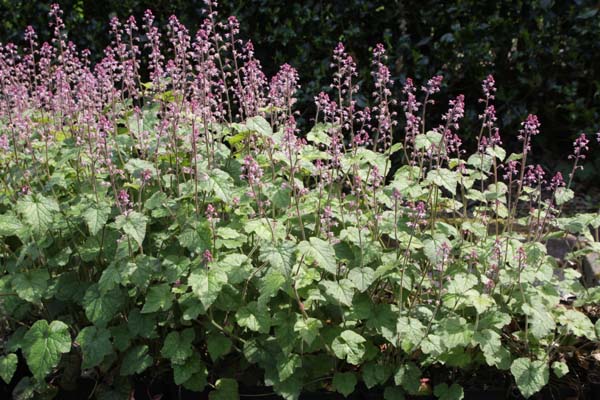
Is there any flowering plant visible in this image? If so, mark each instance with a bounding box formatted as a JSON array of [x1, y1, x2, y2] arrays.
[[0, 3, 599, 399]]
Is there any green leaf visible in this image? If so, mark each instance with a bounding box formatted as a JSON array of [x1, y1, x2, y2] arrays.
[[120, 345, 152, 376], [209, 378, 239, 400], [552, 361, 569, 378], [348, 267, 375, 292], [510, 358, 549, 398], [473, 329, 511, 370], [434, 383, 464, 400], [144, 191, 167, 210], [467, 153, 493, 172], [298, 237, 337, 274], [321, 279, 355, 307], [393, 362, 421, 395], [0, 353, 17, 384], [179, 293, 206, 320], [422, 234, 451, 265], [396, 316, 427, 349], [22, 320, 71, 380], [554, 188, 574, 206], [11, 375, 58, 399], [98, 264, 120, 292], [83, 285, 124, 327], [479, 311, 511, 330], [294, 317, 322, 345], [207, 334, 232, 361], [258, 272, 286, 307], [306, 123, 332, 146], [189, 268, 228, 309], [467, 292, 494, 313], [218, 253, 250, 283], [486, 145, 506, 161], [277, 353, 301, 381], [426, 168, 458, 195], [446, 273, 477, 295], [332, 330, 366, 365], [246, 115, 273, 137], [125, 158, 157, 181], [460, 220, 486, 238], [0, 213, 25, 237], [273, 373, 303, 400], [216, 226, 247, 249], [5, 327, 26, 354], [161, 329, 195, 364], [440, 317, 472, 349], [522, 303, 555, 339], [270, 187, 292, 209], [75, 326, 112, 369], [236, 302, 271, 333], [127, 308, 157, 339], [414, 131, 442, 151], [333, 372, 357, 397], [421, 334, 444, 357], [259, 241, 295, 275], [362, 362, 391, 389], [557, 309, 595, 339], [115, 211, 147, 247], [110, 324, 132, 352], [178, 221, 212, 253], [12, 269, 49, 303], [83, 202, 111, 235], [142, 283, 173, 313], [203, 169, 235, 203], [16, 194, 59, 234], [173, 356, 207, 387]]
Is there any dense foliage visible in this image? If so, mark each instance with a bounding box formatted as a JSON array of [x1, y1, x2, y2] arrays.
[[1, 0, 600, 181], [1, 3, 600, 399]]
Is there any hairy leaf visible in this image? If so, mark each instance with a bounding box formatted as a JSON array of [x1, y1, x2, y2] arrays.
[[22, 320, 71, 380], [511, 358, 549, 398], [259, 241, 295, 275], [120, 345, 152, 376], [298, 237, 337, 274], [16, 194, 59, 234], [0, 354, 17, 384], [189, 268, 228, 309], [332, 330, 366, 365], [161, 328, 195, 364], [115, 211, 147, 247], [142, 283, 173, 313], [76, 326, 112, 369], [333, 372, 357, 397], [82, 201, 111, 235]]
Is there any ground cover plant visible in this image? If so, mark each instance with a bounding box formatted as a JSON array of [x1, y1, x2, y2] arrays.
[[1, 3, 600, 399]]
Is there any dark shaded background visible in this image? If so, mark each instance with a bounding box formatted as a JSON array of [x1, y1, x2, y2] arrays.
[[1, 0, 599, 186]]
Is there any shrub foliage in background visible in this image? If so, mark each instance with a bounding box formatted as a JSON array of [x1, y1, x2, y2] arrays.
[[1, 3, 600, 399], [1, 0, 600, 180]]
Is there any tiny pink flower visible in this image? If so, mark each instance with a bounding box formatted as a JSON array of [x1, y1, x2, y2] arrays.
[[203, 249, 213, 263], [569, 133, 589, 160], [141, 169, 152, 182]]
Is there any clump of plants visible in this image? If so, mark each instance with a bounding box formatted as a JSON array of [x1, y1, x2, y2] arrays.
[[1, 3, 599, 399]]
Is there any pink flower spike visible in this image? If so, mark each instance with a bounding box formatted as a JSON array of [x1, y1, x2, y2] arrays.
[[422, 75, 443, 96], [482, 75, 496, 100], [569, 133, 589, 160], [203, 249, 213, 263]]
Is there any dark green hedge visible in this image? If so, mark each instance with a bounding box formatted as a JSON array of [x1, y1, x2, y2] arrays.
[[1, 0, 600, 180]]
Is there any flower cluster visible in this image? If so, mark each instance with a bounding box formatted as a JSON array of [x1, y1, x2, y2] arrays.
[[0, 6, 599, 400]]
